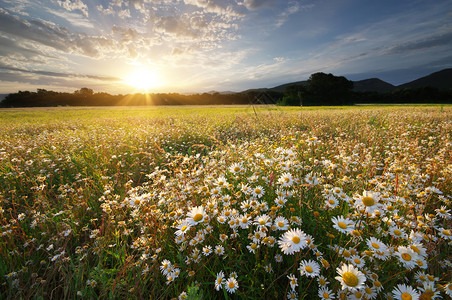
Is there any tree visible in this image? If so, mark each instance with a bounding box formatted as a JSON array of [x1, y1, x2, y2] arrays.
[[278, 84, 304, 106], [304, 73, 354, 105], [74, 87, 94, 96]]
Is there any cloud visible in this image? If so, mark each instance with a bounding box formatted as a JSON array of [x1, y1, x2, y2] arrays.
[[0, 36, 44, 60], [57, 0, 89, 17], [275, 1, 303, 27], [45, 7, 94, 28], [0, 8, 120, 58], [386, 32, 452, 55], [241, 0, 274, 10], [184, 0, 243, 17], [0, 63, 120, 93]]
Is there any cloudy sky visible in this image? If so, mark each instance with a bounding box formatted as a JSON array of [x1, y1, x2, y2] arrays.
[[0, 0, 451, 94]]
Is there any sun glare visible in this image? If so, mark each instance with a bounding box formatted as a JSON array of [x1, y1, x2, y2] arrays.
[[123, 68, 161, 92]]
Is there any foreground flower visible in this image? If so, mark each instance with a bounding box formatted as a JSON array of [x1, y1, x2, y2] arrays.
[[225, 277, 239, 294], [392, 284, 420, 300], [356, 190, 381, 214], [335, 264, 366, 292], [186, 206, 206, 225], [299, 260, 320, 278], [318, 286, 335, 299], [331, 215, 354, 234], [278, 228, 308, 255], [215, 271, 224, 291], [395, 246, 419, 269]]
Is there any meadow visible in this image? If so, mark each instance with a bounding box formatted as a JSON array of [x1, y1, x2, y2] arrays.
[[0, 105, 451, 299]]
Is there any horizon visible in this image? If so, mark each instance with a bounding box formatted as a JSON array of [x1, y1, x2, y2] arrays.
[[1, 0, 452, 94]]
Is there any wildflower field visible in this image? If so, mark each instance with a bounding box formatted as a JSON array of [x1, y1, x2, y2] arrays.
[[1, 105, 451, 299]]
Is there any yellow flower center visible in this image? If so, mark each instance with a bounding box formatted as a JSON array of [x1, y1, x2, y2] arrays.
[[354, 292, 362, 298], [329, 199, 336, 205], [305, 266, 313, 273], [371, 242, 380, 249], [181, 225, 187, 231], [417, 260, 424, 267], [193, 214, 203, 222], [255, 189, 261, 194], [394, 229, 402, 236], [338, 222, 347, 229], [278, 222, 284, 227], [352, 230, 361, 237], [342, 272, 359, 287], [354, 258, 361, 264], [323, 293, 330, 299], [401, 253, 412, 261], [401, 293, 412, 300], [242, 218, 248, 223], [228, 282, 235, 289], [365, 287, 372, 294], [410, 245, 420, 254], [292, 236, 301, 244], [362, 196, 375, 206], [259, 220, 266, 225], [374, 281, 381, 287], [443, 230, 451, 236], [319, 278, 326, 285], [343, 250, 350, 258], [251, 243, 257, 250]]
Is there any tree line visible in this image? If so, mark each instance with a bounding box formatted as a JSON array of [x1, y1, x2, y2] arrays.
[[1, 73, 451, 107], [0, 88, 278, 107]]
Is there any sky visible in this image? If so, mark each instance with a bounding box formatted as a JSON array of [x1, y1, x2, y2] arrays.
[[0, 0, 451, 94]]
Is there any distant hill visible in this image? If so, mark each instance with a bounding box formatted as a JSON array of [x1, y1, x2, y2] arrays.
[[237, 68, 452, 94], [353, 78, 395, 93], [268, 81, 307, 93], [0, 94, 8, 102], [398, 68, 452, 90]]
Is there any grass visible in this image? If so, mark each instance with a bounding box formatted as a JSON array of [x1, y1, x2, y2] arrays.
[[0, 105, 451, 299]]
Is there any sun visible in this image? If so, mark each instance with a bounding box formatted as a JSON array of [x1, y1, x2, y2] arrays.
[[122, 68, 161, 92]]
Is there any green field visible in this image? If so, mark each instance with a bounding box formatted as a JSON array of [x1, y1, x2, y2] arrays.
[[1, 105, 451, 299]]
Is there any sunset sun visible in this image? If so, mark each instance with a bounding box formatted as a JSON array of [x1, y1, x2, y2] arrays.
[[123, 68, 161, 91]]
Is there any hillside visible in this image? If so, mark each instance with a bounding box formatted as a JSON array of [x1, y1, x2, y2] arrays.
[[353, 78, 395, 93], [398, 68, 452, 90], [240, 68, 451, 94]]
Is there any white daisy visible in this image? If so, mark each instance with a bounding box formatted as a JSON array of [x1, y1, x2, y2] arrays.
[[224, 277, 239, 294], [332, 215, 354, 234], [395, 246, 419, 269], [335, 264, 366, 292], [392, 284, 420, 300], [215, 271, 224, 291], [274, 216, 289, 231], [318, 286, 335, 299], [278, 228, 308, 255], [299, 259, 320, 278], [186, 206, 206, 225]]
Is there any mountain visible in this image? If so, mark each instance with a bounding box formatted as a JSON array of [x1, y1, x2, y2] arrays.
[[239, 68, 451, 94], [398, 68, 452, 90], [353, 78, 395, 93], [268, 81, 307, 93]]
